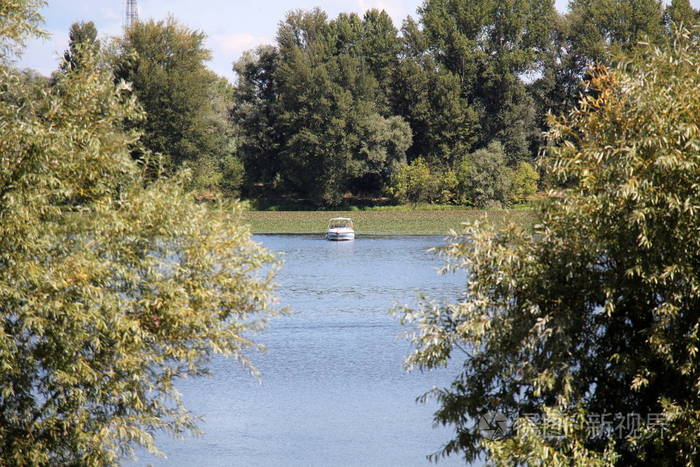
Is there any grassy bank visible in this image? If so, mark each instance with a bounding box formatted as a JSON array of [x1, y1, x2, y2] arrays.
[[242, 208, 536, 235]]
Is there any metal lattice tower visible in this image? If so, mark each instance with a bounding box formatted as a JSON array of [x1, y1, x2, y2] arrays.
[[125, 0, 138, 28]]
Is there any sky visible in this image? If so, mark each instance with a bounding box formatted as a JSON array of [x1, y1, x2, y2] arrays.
[[16, 0, 700, 82]]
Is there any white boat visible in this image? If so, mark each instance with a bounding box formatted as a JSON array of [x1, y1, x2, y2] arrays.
[[326, 217, 355, 241]]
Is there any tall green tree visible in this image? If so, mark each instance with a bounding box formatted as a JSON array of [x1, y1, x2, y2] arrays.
[[528, 11, 582, 145], [419, 0, 555, 161], [233, 9, 411, 205], [328, 10, 401, 111], [533, 0, 671, 158], [62, 21, 98, 71], [1, 11, 277, 465], [567, 0, 666, 66], [357, 9, 401, 105], [399, 30, 700, 465], [275, 41, 410, 202], [232, 45, 283, 188], [113, 17, 226, 167], [665, 0, 698, 27], [392, 17, 479, 166]]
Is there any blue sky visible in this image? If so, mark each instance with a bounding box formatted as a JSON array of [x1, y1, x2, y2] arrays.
[[16, 0, 699, 82]]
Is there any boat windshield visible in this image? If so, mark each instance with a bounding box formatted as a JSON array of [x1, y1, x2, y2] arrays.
[[328, 218, 353, 229]]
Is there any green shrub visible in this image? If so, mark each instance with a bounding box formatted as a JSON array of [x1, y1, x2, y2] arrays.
[[455, 141, 513, 207], [388, 157, 439, 204], [511, 161, 539, 203], [219, 154, 245, 196], [186, 156, 222, 193], [454, 152, 472, 205], [438, 168, 459, 204], [184, 154, 245, 198]]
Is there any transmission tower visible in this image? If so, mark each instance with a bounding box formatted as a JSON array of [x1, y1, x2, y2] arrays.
[[125, 0, 139, 28]]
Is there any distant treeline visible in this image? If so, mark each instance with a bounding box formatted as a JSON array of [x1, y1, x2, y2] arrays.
[[24, 0, 700, 207]]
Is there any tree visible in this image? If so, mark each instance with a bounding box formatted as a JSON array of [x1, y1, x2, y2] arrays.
[[392, 18, 479, 166], [1, 16, 277, 466], [0, 0, 46, 62], [357, 9, 401, 107], [532, 0, 670, 159], [232, 45, 283, 188], [113, 17, 226, 167], [0, 67, 49, 109], [62, 21, 98, 71], [185, 72, 244, 197], [510, 161, 538, 203], [455, 142, 513, 207], [533, 1, 672, 167], [419, 0, 555, 161], [326, 9, 402, 113], [233, 9, 412, 205], [567, 0, 666, 66], [398, 29, 700, 464], [352, 113, 412, 192], [528, 11, 583, 151], [665, 0, 698, 28], [388, 157, 438, 204]]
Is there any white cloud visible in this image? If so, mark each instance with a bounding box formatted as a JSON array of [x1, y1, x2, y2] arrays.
[[356, 0, 413, 25], [207, 33, 272, 81], [210, 33, 271, 56]]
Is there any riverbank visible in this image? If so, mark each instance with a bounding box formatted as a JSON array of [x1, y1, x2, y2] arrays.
[[242, 208, 536, 235]]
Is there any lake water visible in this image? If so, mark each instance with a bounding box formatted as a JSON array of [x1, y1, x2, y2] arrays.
[[131, 235, 469, 466]]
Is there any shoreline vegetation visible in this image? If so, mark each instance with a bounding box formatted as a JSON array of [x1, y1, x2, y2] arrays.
[[242, 206, 536, 235]]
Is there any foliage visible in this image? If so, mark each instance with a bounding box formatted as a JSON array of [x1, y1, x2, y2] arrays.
[[228, 0, 697, 206], [185, 156, 224, 194], [62, 21, 98, 71], [113, 17, 230, 167], [186, 74, 243, 197], [484, 406, 620, 466], [0, 28, 277, 467], [455, 142, 513, 207], [0, 67, 48, 108], [388, 158, 438, 204], [388, 143, 533, 207], [234, 9, 412, 206], [232, 45, 282, 187], [387, 157, 463, 205], [438, 168, 459, 205], [530, 0, 688, 156], [398, 29, 700, 465], [419, 0, 555, 161], [392, 17, 479, 166], [511, 161, 539, 203], [185, 153, 245, 198], [567, 0, 666, 65], [219, 154, 245, 196], [0, 0, 46, 61], [665, 0, 697, 27]]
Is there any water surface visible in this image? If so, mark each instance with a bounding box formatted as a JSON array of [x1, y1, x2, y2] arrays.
[[132, 235, 468, 466]]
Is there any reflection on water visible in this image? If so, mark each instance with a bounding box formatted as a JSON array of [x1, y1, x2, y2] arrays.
[[130, 235, 470, 466]]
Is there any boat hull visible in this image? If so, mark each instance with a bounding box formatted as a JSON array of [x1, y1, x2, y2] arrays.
[[326, 230, 355, 241]]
